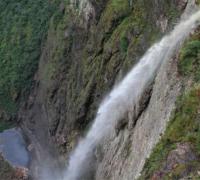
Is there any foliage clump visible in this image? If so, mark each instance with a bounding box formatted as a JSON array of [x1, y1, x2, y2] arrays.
[[120, 36, 129, 52], [0, 0, 59, 114], [179, 40, 200, 81]]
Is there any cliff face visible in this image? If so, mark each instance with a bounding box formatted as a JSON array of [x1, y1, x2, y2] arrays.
[[16, 0, 193, 178], [1, 0, 200, 179], [95, 36, 181, 180], [95, 2, 200, 180], [140, 13, 200, 180], [18, 0, 183, 154]]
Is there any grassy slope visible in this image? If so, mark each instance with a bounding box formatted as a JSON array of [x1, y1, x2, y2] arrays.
[[139, 29, 200, 179]]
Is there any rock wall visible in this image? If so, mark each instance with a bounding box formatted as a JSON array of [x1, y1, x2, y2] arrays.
[[95, 2, 199, 180], [14, 0, 197, 179], [95, 45, 182, 180], [139, 6, 200, 179]]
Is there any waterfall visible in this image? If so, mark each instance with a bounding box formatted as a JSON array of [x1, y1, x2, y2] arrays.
[[63, 11, 200, 180]]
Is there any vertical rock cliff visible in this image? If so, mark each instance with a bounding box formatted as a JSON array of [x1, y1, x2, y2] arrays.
[[19, 0, 182, 155], [1, 0, 200, 179]]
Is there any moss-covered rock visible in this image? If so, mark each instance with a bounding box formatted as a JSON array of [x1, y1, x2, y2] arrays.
[[178, 30, 200, 82], [139, 28, 200, 180]]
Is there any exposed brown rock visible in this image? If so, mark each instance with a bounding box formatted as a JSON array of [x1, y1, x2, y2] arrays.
[[15, 167, 29, 180]]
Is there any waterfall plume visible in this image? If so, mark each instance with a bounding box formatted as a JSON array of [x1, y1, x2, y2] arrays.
[[62, 10, 200, 180]]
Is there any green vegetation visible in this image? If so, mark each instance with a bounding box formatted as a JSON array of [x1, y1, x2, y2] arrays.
[[0, 0, 60, 114], [179, 40, 200, 81], [139, 85, 200, 179], [100, 0, 131, 41], [120, 36, 129, 53], [102, 0, 131, 24], [165, 3, 180, 22], [42, 3, 71, 83], [167, 86, 200, 147], [0, 121, 13, 132], [140, 30, 200, 179]]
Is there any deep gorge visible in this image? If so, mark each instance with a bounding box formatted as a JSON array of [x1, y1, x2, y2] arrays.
[[1, 0, 200, 180]]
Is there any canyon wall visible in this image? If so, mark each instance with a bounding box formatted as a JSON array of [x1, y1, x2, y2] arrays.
[[1, 0, 200, 179]]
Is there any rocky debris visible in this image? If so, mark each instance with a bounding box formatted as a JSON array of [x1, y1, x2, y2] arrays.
[[151, 143, 198, 179], [14, 167, 29, 180], [0, 155, 29, 180], [55, 134, 67, 146]]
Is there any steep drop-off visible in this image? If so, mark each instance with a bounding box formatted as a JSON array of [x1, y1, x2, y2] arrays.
[[62, 9, 200, 180], [1, 0, 200, 179], [140, 18, 200, 180], [18, 0, 183, 159]]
